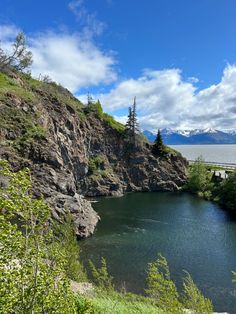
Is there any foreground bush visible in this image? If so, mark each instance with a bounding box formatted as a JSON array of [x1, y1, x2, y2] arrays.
[[218, 170, 236, 211], [186, 156, 212, 195], [145, 254, 213, 314], [0, 161, 76, 313]]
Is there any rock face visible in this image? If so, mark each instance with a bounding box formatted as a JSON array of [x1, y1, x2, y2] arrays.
[[0, 72, 188, 238]]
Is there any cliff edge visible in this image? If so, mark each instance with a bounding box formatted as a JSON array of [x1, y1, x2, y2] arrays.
[[0, 71, 187, 237]]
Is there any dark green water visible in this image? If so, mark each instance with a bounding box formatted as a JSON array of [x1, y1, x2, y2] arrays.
[[80, 192, 236, 313]]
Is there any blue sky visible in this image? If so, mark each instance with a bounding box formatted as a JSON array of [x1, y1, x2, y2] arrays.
[[0, 0, 236, 131]]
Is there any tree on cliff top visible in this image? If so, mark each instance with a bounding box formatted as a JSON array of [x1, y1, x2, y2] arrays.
[[125, 96, 140, 146], [0, 32, 33, 73], [152, 129, 165, 156]]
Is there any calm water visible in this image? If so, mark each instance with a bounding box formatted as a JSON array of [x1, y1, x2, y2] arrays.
[[170, 144, 236, 164], [80, 192, 236, 313]]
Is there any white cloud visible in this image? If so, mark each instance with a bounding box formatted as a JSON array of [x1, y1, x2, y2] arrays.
[[1, 24, 236, 131], [90, 65, 236, 131], [29, 31, 116, 92], [0, 24, 117, 93]]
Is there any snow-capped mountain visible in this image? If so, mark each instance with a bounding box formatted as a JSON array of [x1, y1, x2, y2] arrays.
[[143, 128, 236, 144]]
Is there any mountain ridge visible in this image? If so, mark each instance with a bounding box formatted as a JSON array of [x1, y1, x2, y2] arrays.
[[143, 128, 236, 144]]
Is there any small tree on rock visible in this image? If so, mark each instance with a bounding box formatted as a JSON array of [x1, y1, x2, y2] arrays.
[[152, 129, 165, 156], [0, 32, 33, 73], [125, 96, 140, 146]]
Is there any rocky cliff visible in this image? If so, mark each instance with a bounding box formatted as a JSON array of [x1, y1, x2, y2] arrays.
[[0, 71, 188, 238]]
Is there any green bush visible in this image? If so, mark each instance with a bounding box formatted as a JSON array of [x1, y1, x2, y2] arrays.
[[186, 156, 212, 193], [218, 170, 236, 210], [13, 124, 47, 151], [75, 296, 99, 314], [88, 156, 105, 175], [0, 161, 76, 313]]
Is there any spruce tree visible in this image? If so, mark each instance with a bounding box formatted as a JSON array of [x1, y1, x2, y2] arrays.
[[125, 106, 133, 133], [125, 97, 139, 146], [152, 129, 165, 156]]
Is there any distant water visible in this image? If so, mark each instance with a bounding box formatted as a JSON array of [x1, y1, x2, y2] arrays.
[[80, 192, 236, 313], [170, 144, 236, 164]]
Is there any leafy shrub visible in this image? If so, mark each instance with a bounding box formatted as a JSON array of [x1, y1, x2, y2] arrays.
[[218, 170, 236, 210], [186, 156, 212, 193], [0, 161, 76, 313], [75, 296, 99, 314], [88, 156, 105, 175]]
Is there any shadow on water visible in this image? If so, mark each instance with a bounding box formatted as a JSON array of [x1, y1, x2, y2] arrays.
[[80, 192, 236, 313]]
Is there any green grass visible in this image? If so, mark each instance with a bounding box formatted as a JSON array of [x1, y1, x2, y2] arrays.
[[0, 104, 47, 151], [86, 102, 125, 133], [85, 292, 162, 314], [13, 124, 47, 151], [0, 72, 36, 102], [163, 145, 179, 156], [102, 113, 125, 133], [90, 296, 161, 313]]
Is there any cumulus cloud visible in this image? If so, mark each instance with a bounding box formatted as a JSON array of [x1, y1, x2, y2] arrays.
[[29, 31, 116, 92], [0, 24, 117, 93], [90, 66, 236, 131]]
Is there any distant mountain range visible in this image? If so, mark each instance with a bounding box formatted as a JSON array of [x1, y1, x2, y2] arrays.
[[143, 128, 236, 144]]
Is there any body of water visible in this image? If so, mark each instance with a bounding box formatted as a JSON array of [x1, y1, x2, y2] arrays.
[[80, 192, 236, 313], [170, 144, 236, 165]]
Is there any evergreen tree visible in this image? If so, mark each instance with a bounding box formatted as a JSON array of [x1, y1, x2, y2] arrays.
[[152, 129, 165, 156], [87, 92, 93, 105], [125, 97, 140, 146], [125, 106, 132, 134]]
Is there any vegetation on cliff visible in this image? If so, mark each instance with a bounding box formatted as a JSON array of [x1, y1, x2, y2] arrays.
[[0, 161, 76, 313]]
